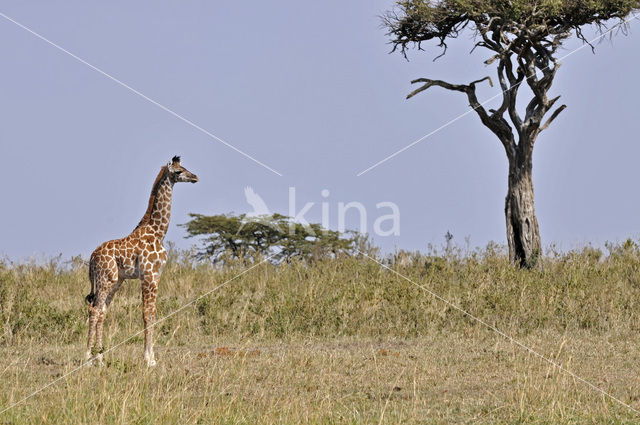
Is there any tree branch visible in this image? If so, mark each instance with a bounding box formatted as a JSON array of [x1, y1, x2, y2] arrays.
[[406, 75, 517, 160], [540, 104, 567, 131], [407, 79, 466, 99], [406, 76, 493, 99], [503, 58, 524, 134]]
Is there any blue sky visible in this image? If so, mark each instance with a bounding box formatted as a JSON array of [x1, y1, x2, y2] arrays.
[[1, 1, 639, 260]]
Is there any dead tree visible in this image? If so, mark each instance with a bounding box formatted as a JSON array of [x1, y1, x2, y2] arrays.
[[384, 0, 638, 267]]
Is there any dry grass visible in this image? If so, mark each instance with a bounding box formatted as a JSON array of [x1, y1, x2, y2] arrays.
[[2, 242, 640, 423]]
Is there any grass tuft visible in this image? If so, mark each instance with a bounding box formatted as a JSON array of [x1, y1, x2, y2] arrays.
[[2, 242, 640, 423]]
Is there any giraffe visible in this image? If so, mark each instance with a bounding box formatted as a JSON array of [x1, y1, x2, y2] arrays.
[[85, 156, 198, 366]]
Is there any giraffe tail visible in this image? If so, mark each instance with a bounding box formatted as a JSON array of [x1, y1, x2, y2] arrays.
[[86, 254, 96, 305]]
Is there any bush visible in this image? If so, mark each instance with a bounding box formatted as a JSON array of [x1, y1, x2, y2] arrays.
[[181, 213, 361, 264]]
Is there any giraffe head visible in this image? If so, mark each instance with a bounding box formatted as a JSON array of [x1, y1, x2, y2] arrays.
[[167, 156, 198, 184]]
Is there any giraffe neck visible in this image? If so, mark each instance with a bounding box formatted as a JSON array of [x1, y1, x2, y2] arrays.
[[135, 167, 174, 240]]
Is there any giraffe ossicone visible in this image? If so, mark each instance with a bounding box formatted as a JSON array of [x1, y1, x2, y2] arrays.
[[85, 156, 198, 367]]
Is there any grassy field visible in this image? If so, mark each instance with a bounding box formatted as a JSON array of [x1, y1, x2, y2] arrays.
[[2, 242, 640, 423]]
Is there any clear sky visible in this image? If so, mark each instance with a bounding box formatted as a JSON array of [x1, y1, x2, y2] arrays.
[[0, 1, 639, 260]]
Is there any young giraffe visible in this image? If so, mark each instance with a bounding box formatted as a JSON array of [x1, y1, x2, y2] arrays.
[[86, 156, 198, 366]]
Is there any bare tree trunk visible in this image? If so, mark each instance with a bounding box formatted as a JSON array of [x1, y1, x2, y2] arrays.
[[404, 53, 561, 269], [505, 153, 541, 268]]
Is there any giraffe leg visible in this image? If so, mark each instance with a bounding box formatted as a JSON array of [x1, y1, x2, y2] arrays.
[[86, 274, 109, 364], [141, 273, 158, 367], [86, 272, 116, 366], [85, 303, 98, 363], [94, 292, 109, 366], [105, 278, 124, 308], [86, 294, 108, 366], [92, 278, 124, 365]]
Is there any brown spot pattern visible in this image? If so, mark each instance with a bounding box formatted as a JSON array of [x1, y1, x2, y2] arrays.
[[85, 159, 197, 366]]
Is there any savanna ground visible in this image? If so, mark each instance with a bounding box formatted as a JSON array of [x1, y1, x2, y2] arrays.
[[2, 242, 640, 424]]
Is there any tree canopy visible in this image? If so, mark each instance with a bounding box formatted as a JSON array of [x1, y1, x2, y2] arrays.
[[383, 0, 639, 268], [181, 213, 361, 264], [386, 0, 639, 58]]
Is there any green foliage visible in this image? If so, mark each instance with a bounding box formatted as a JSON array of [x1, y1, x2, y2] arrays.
[[385, 0, 640, 270], [4, 245, 640, 423], [4, 240, 640, 345], [387, 0, 640, 54], [180, 213, 360, 264], [0, 260, 86, 344]]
